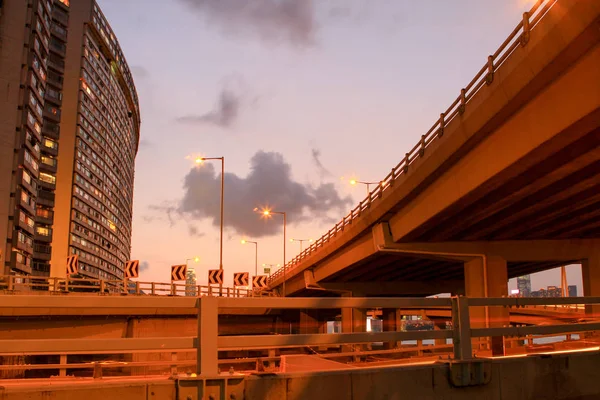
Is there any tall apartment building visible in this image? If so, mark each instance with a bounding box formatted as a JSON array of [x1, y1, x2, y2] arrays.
[[0, 0, 140, 281]]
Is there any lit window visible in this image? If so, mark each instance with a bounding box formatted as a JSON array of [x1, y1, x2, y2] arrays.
[[36, 226, 50, 236], [39, 172, 56, 184]]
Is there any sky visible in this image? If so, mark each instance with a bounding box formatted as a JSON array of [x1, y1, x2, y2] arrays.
[[96, 0, 582, 293]]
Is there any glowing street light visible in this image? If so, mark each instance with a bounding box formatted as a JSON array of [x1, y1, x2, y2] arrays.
[[241, 239, 258, 275], [255, 207, 287, 296], [290, 238, 312, 252], [195, 156, 225, 295], [349, 179, 382, 195]]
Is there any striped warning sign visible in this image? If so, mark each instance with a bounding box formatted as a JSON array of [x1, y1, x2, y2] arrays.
[[125, 260, 139, 278], [66, 255, 78, 275], [208, 269, 223, 285], [171, 264, 187, 281], [252, 275, 268, 289]]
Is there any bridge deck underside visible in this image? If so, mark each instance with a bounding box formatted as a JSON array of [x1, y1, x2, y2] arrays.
[[322, 253, 574, 285], [401, 124, 600, 242]]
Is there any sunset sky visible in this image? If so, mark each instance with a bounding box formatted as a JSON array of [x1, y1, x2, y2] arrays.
[[97, 0, 582, 293]]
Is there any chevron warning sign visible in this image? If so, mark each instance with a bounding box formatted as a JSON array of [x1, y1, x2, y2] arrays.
[[171, 264, 187, 281], [66, 255, 78, 275], [208, 269, 223, 285], [125, 260, 139, 278], [233, 272, 249, 287], [252, 275, 268, 289]]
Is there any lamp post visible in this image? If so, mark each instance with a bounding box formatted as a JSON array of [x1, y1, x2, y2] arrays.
[[290, 238, 312, 252], [349, 179, 382, 196], [241, 239, 258, 276], [256, 208, 286, 296], [261, 263, 280, 276], [195, 156, 224, 295]]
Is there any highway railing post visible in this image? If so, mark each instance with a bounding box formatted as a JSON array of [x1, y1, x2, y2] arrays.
[[196, 296, 219, 376], [452, 296, 472, 360]]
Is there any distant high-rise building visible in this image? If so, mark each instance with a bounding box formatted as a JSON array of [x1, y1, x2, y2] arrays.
[[517, 275, 532, 297], [568, 285, 578, 297], [185, 268, 197, 297], [0, 0, 140, 282]]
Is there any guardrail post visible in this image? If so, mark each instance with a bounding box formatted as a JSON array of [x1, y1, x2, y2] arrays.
[[521, 12, 530, 46], [452, 296, 472, 360], [459, 88, 467, 115], [100, 280, 105, 294], [403, 153, 409, 174], [59, 354, 67, 377], [486, 55, 494, 85], [170, 282, 176, 296], [197, 296, 219, 376], [151, 282, 156, 295], [135, 281, 140, 295], [7, 275, 14, 291], [419, 135, 426, 157], [438, 113, 445, 138]]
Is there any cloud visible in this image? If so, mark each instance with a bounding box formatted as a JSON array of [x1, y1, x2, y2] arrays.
[[175, 151, 352, 237], [311, 148, 332, 179], [130, 65, 149, 79], [140, 261, 150, 272], [178, 0, 316, 47], [188, 225, 205, 237], [176, 88, 241, 128]]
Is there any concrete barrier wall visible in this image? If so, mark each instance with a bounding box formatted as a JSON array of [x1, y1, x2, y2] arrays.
[[3, 350, 600, 399]]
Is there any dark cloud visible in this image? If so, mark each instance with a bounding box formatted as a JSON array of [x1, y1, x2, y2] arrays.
[[176, 89, 241, 128], [188, 226, 205, 237], [178, 0, 316, 46], [311, 148, 332, 179], [140, 261, 150, 272], [176, 151, 352, 237]]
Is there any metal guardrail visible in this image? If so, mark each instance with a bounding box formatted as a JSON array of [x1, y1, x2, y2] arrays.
[[269, 0, 556, 287], [0, 294, 598, 378], [0, 274, 274, 298]]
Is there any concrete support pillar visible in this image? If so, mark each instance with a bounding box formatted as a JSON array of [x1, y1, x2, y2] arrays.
[[464, 255, 509, 356], [341, 293, 367, 355], [582, 252, 600, 317], [382, 308, 402, 349], [299, 310, 319, 334]]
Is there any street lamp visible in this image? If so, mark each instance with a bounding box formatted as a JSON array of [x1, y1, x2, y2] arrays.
[[255, 207, 287, 296], [290, 238, 312, 252], [241, 239, 258, 276], [261, 263, 280, 276], [195, 156, 225, 295], [349, 179, 382, 196]]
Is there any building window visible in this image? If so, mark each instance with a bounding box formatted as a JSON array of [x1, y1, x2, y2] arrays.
[[36, 226, 50, 236], [39, 172, 56, 184]]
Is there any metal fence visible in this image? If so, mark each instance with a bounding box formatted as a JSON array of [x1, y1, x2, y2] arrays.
[[269, 0, 557, 287], [0, 274, 274, 297], [0, 294, 598, 379]]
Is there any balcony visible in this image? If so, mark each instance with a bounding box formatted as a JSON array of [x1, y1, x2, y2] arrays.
[[51, 25, 67, 41], [34, 229, 52, 243], [46, 71, 63, 89], [13, 234, 34, 255], [41, 141, 59, 157], [33, 243, 52, 261], [37, 190, 55, 207], [43, 107, 61, 123], [42, 122, 60, 140], [16, 188, 36, 216], [49, 40, 66, 57], [11, 253, 33, 275], [36, 208, 54, 225], [44, 89, 62, 106], [52, 11, 68, 27]]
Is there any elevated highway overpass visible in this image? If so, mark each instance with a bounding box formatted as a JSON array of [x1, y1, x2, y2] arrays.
[[268, 0, 600, 302]]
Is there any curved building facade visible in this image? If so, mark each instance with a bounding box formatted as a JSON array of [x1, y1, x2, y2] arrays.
[[51, 0, 140, 280], [0, 0, 140, 283]]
